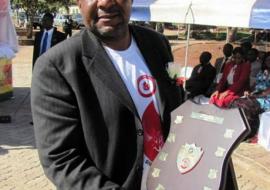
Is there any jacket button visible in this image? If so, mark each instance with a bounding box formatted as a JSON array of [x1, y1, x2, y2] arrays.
[[136, 129, 143, 136]]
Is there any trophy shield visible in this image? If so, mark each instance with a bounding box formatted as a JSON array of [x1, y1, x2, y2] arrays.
[[147, 100, 250, 190]]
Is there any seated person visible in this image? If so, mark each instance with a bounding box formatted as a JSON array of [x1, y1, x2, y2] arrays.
[[258, 49, 266, 65], [231, 52, 270, 138], [206, 43, 233, 96], [185, 51, 216, 98], [240, 41, 252, 61], [210, 47, 251, 108], [247, 48, 261, 89]]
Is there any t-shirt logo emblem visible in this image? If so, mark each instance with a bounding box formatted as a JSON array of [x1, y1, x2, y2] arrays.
[[143, 81, 150, 91], [137, 75, 156, 97]]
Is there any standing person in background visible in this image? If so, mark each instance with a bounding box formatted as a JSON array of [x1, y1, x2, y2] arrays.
[[210, 47, 251, 108], [63, 17, 73, 37], [206, 43, 233, 96], [31, 0, 183, 189], [156, 22, 164, 33], [32, 13, 66, 67]]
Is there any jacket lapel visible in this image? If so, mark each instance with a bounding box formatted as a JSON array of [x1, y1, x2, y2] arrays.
[[130, 26, 167, 121], [36, 31, 43, 54], [51, 28, 58, 46], [80, 29, 138, 116]]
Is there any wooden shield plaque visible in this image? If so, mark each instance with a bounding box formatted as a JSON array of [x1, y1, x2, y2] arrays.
[[147, 100, 250, 190]]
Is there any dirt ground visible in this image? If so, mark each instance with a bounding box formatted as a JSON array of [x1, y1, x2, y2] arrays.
[[166, 28, 270, 68], [172, 42, 225, 67]]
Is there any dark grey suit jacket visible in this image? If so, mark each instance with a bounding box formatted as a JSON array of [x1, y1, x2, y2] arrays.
[[31, 25, 183, 190]]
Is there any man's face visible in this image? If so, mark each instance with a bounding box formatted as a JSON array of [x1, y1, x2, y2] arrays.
[[78, 0, 132, 40], [233, 53, 243, 64], [247, 50, 257, 62], [199, 54, 206, 64], [223, 45, 232, 57], [42, 16, 53, 30]]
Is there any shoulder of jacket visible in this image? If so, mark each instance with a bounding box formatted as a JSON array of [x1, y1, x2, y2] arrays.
[[55, 30, 66, 36], [35, 31, 42, 36], [131, 24, 165, 40], [46, 34, 82, 59]]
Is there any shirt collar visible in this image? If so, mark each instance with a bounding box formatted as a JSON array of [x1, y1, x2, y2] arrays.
[[224, 56, 232, 60], [44, 28, 54, 36]]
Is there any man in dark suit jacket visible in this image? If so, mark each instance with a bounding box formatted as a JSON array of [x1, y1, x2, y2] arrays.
[[31, 0, 183, 189], [32, 13, 66, 67], [185, 51, 216, 98], [206, 43, 233, 96], [214, 43, 234, 83]]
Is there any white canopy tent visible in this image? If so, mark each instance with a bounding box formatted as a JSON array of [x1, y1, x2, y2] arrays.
[[131, 0, 270, 84], [131, 0, 270, 29]]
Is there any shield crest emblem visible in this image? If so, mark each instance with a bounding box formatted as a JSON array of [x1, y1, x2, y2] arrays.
[[176, 143, 204, 174]]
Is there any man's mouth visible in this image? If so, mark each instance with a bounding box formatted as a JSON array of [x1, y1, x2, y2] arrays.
[[99, 12, 119, 19], [98, 11, 121, 22]]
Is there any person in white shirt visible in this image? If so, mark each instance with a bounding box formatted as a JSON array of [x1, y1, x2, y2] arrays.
[[247, 48, 261, 89], [31, 1, 183, 189], [206, 43, 233, 97]]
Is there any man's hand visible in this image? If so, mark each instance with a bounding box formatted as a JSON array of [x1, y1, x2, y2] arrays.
[[244, 91, 250, 97]]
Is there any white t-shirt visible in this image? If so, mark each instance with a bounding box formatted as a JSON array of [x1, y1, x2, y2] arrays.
[[227, 64, 237, 85], [104, 37, 163, 190]]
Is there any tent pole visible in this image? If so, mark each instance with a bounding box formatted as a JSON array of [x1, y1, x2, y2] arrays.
[[183, 23, 191, 90], [226, 27, 229, 43]]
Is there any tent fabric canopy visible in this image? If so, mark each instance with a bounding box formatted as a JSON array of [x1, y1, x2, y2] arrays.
[[131, 0, 270, 29], [0, 0, 18, 58]]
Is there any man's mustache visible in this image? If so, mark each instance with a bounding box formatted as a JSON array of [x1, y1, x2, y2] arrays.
[[97, 6, 122, 16]]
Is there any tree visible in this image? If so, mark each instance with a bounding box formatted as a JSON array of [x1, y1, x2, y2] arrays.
[[227, 27, 238, 42], [46, 0, 76, 15], [12, 0, 76, 39], [13, 0, 39, 38]]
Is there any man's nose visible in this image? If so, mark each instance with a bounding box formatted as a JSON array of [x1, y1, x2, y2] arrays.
[[97, 0, 116, 9]]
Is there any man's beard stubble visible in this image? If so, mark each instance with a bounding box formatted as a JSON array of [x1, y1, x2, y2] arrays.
[[89, 6, 129, 42], [91, 25, 121, 40], [89, 19, 129, 43]]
